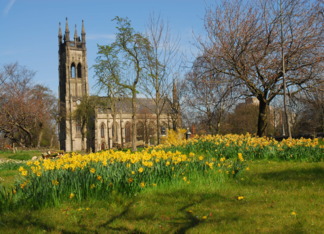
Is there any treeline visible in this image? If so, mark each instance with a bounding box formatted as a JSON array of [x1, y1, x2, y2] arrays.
[[180, 0, 323, 137], [0, 63, 58, 148]]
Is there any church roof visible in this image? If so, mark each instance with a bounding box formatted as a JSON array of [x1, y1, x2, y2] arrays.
[[95, 96, 171, 115]]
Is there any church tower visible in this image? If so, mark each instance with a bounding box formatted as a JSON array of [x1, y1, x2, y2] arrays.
[[58, 18, 89, 152]]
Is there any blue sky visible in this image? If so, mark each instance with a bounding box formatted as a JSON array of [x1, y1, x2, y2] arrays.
[[0, 0, 215, 96]]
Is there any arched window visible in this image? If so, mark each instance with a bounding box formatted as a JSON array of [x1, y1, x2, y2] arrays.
[[148, 121, 155, 144], [125, 122, 131, 143], [71, 63, 76, 78], [161, 122, 167, 136], [76, 122, 81, 134], [101, 142, 106, 150], [101, 123, 105, 138], [77, 63, 82, 78], [112, 122, 119, 142], [137, 121, 144, 141], [161, 126, 166, 136]]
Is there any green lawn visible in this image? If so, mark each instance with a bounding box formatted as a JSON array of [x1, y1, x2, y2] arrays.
[[0, 150, 42, 161], [0, 160, 323, 233], [0, 150, 43, 189]]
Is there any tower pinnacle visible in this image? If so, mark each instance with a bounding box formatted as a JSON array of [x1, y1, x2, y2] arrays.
[[58, 22, 62, 44], [81, 20, 86, 43], [74, 24, 78, 41], [65, 17, 70, 41]]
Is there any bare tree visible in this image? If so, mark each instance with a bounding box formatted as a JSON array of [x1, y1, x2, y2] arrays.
[[72, 95, 97, 151], [94, 17, 152, 151], [198, 0, 323, 136], [0, 63, 57, 147], [292, 81, 324, 136], [183, 56, 239, 134], [140, 14, 180, 144], [94, 45, 127, 148], [31, 84, 57, 147]]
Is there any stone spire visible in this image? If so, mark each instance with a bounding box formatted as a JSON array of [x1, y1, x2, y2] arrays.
[[58, 22, 62, 44], [74, 24, 78, 41], [64, 17, 70, 41], [81, 20, 86, 43]]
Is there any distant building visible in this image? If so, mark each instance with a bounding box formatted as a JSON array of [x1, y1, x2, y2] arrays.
[[58, 19, 179, 152], [233, 97, 293, 137]]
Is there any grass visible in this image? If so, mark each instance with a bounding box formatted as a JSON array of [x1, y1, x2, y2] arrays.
[[0, 150, 42, 161], [0, 161, 27, 189], [0, 160, 323, 233], [0, 150, 43, 189]]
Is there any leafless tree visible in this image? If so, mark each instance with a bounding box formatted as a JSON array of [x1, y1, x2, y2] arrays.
[[72, 95, 97, 151], [198, 0, 323, 136], [0, 63, 57, 147], [140, 14, 180, 144], [292, 81, 324, 136], [183, 56, 240, 134], [94, 45, 128, 148], [94, 17, 152, 151]]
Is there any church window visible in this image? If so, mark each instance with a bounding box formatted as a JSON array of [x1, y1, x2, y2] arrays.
[[125, 122, 131, 143], [112, 122, 118, 142], [137, 121, 144, 141], [101, 123, 105, 138], [161, 126, 166, 136], [76, 123, 81, 134], [71, 63, 76, 78], [77, 63, 82, 78]]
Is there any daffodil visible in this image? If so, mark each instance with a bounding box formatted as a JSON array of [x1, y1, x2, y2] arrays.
[[52, 180, 59, 186], [237, 196, 244, 200], [238, 153, 244, 162], [138, 167, 144, 173]]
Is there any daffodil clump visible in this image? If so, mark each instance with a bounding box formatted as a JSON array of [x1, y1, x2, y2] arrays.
[[4, 147, 245, 209], [2, 133, 322, 210], [158, 132, 323, 162]]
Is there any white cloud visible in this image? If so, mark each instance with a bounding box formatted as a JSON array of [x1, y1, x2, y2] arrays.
[[3, 0, 16, 16]]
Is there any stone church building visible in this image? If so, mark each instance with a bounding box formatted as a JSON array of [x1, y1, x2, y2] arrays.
[[58, 19, 180, 152]]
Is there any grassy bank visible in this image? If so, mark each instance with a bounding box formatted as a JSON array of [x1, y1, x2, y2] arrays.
[[0, 160, 323, 233], [0, 150, 43, 189], [0, 150, 44, 161], [0, 134, 323, 233]]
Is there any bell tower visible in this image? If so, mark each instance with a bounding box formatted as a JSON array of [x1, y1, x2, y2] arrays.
[[58, 18, 89, 152]]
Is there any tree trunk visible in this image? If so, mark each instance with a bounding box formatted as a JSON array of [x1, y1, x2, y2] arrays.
[[132, 91, 137, 151], [18, 125, 33, 147], [37, 127, 43, 148], [112, 113, 116, 147], [207, 110, 213, 134], [50, 135, 53, 148], [81, 130, 85, 151], [257, 99, 268, 137], [120, 111, 124, 149], [156, 112, 160, 145], [155, 90, 160, 145]]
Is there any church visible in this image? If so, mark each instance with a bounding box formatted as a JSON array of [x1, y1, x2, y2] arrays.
[[58, 19, 180, 152]]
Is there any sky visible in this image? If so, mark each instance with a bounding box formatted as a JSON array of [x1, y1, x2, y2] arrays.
[[0, 0, 215, 97]]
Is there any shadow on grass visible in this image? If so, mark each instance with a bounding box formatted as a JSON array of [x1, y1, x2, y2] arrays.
[[259, 167, 324, 185], [140, 189, 229, 233], [96, 189, 230, 233], [0, 189, 236, 233], [0, 212, 58, 233], [97, 201, 146, 233]]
